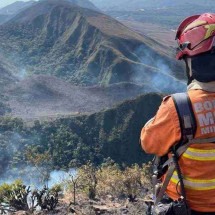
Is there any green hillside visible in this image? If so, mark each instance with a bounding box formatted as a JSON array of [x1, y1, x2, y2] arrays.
[[0, 0, 185, 88], [0, 93, 162, 174]]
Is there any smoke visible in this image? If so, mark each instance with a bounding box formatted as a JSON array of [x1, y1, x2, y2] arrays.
[[48, 169, 77, 188], [0, 130, 46, 187], [131, 45, 186, 93], [0, 166, 77, 189], [0, 166, 46, 187], [0, 131, 77, 188], [16, 68, 28, 80]]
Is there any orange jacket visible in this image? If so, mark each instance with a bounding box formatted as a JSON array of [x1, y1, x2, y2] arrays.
[[140, 89, 215, 212]]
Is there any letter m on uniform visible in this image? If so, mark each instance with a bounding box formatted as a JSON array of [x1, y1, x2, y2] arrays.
[[197, 112, 215, 126]]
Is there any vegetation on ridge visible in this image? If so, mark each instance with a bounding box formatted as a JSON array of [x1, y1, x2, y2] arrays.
[[0, 0, 184, 87], [0, 93, 162, 177]]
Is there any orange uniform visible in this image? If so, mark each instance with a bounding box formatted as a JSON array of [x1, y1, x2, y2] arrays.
[[141, 89, 215, 212]]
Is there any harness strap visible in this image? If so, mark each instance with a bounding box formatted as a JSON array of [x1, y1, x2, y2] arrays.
[[172, 92, 197, 143], [188, 137, 215, 144], [155, 92, 195, 205], [162, 136, 215, 170], [155, 163, 175, 205]]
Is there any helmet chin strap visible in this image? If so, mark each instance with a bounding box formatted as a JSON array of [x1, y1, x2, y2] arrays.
[[184, 57, 194, 85]]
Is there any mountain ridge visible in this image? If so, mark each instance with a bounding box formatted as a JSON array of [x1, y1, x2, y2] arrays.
[[0, 0, 185, 88]]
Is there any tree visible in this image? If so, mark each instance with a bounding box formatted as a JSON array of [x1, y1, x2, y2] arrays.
[[77, 162, 98, 200]]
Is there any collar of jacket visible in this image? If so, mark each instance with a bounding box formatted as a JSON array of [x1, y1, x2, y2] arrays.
[[187, 80, 215, 92]]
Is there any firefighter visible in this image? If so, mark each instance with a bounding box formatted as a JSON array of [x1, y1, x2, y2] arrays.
[[140, 13, 215, 214]]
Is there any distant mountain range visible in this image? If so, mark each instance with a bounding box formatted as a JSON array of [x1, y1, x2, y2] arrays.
[[90, 0, 214, 11], [0, 1, 36, 15], [91, 0, 215, 29]]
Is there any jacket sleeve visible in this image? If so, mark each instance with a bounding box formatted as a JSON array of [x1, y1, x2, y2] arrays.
[[140, 96, 181, 156]]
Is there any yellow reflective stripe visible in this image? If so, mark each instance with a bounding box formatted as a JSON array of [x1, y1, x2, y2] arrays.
[[183, 147, 215, 161], [184, 20, 206, 33], [183, 153, 215, 161], [204, 24, 215, 39], [188, 148, 215, 153], [171, 172, 215, 191]]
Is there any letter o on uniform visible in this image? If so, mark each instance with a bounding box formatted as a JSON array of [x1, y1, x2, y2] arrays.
[[203, 101, 213, 111]]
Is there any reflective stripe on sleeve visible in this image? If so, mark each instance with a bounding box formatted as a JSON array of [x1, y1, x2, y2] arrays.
[[171, 171, 215, 190], [182, 147, 215, 161]]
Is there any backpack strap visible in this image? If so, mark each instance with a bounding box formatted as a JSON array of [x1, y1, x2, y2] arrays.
[[154, 92, 196, 205], [172, 92, 197, 145]]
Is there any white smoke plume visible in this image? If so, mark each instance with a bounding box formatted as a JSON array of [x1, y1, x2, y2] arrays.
[[132, 45, 186, 93]]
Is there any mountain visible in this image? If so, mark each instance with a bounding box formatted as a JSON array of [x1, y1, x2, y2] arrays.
[[0, 0, 98, 16], [0, 0, 185, 89], [0, 56, 18, 115], [0, 14, 11, 24], [0, 1, 36, 15], [90, 0, 214, 11], [0, 1, 36, 24], [0, 0, 99, 24], [39, 0, 99, 11], [0, 56, 17, 89], [64, 0, 99, 11]]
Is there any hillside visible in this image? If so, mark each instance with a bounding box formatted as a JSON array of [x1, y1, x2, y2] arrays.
[[0, 0, 185, 89], [0, 55, 17, 89], [39, 0, 99, 11], [5, 75, 160, 120], [0, 0, 99, 24], [121, 21, 176, 48], [66, 0, 99, 11], [0, 93, 162, 173], [0, 14, 10, 24], [0, 1, 36, 15], [0, 0, 98, 15]]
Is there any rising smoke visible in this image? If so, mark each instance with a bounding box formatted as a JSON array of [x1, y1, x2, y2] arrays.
[[0, 130, 77, 188], [131, 45, 186, 93], [16, 68, 28, 80]]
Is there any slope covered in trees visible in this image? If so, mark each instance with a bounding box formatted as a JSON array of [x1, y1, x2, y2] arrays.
[[0, 93, 162, 176], [0, 0, 184, 87]]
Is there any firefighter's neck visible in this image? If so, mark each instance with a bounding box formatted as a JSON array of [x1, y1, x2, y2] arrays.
[[187, 79, 215, 92]]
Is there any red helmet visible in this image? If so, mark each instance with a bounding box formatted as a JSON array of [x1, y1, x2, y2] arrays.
[[176, 13, 215, 59]]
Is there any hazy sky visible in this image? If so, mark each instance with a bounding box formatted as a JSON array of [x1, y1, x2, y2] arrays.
[[0, 0, 31, 8]]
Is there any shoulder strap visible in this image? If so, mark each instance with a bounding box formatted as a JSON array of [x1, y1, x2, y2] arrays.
[[154, 93, 196, 205], [172, 92, 197, 144]]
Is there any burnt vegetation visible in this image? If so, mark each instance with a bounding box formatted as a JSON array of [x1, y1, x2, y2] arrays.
[[0, 180, 59, 214], [0, 161, 151, 214]]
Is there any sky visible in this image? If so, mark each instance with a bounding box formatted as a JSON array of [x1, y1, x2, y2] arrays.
[[0, 0, 30, 8]]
